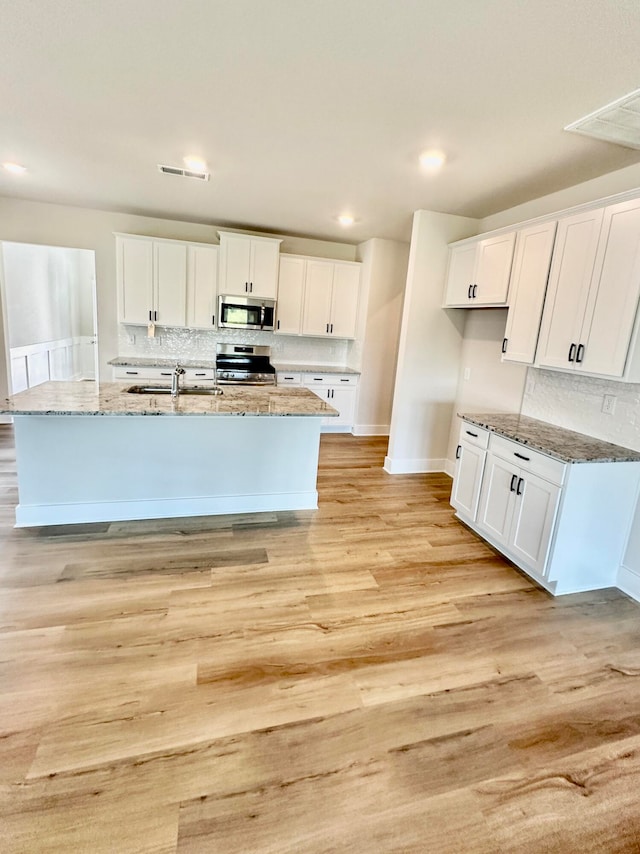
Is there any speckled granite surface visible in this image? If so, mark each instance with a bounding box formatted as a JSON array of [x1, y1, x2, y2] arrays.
[[273, 363, 360, 375], [2, 382, 338, 418], [461, 413, 640, 464], [109, 356, 218, 369]]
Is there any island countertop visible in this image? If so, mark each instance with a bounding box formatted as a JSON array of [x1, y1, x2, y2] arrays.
[[1, 381, 339, 417], [461, 412, 640, 464]]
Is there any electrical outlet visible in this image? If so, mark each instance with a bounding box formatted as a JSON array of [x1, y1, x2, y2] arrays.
[[127, 330, 136, 345], [525, 373, 536, 395], [463, 367, 471, 381], [602, 394, 617, 415]]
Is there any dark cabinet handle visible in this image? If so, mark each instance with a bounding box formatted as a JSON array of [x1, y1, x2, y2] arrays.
[[472, 284, 478, 298], [154, 310, 158, 322], [514, 452, 530, 462], [465, 430, 478, 438], [195, 373, 206, 377], [576, 344, 585, 363], [516, 477, 524, 496], [149, 310, 152, 321], [326, 323, 329, 333], [502, 337, 508, 354], [314, 377, 323, 381], [340, 378, 349, 382], [212, 315, 215, 326], [277, 320, 280, 330], [160, 372, 171, 376], [330, 323, 334, 333], [125, 370, 138, 375], [510, 474, 517, 492], [568, 343, 576, 362], [456, 444, 461, 459], [467, 285, 472, 299]]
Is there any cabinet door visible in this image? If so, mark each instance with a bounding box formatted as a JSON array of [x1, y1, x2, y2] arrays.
[[536, 208, 604, 370], [503, 221, 557, 364], [451, 441, 486, 521], [509, 471, 560, 578], [302, 261, 334, 336], [474, 232, 515, 304], [326, 385, 356, 429], [187, 245, 218, 329], [154, 241, 187, 326], [118, 236, 153, 324], [330, 263, 360, 338], [476, 453, 519, 547], [220, 234, 251, 296], [249, 239, 279, 298], [276, 256, 305, 334], [444, 243, 476, 306], [578, 197, 640, 377]]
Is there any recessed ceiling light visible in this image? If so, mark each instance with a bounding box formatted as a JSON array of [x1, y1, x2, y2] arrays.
[[183, 156, 207, 172], [419, 150, 446, 171], [337, 214, 355, 226], [3, 162, 27, 175]]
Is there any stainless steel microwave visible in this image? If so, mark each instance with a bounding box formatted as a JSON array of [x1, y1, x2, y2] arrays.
[[218, 295, 276, 331]]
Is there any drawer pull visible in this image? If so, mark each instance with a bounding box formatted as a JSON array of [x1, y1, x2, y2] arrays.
[[160, 372, 171, 376], [284, 376, 294, 380], [314, 377, 323, 381], [514, 452, 530, 462], [340, 378, 350, 382], [516, 477, 524, 496], [195, 373, 206, 377], [456, 444, 461, 460], [510, 474, 517, 492], [465, 430, 478, 438], [125, 370, 138, 375]]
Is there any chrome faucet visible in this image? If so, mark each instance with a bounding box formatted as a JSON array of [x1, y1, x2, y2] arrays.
[[171, 363, 186, 397]]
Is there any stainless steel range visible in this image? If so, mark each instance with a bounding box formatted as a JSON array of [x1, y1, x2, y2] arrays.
[[215, 344, 276, 386]]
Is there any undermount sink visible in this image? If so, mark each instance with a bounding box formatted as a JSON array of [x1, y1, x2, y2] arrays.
[[125, 385, 223, 396]]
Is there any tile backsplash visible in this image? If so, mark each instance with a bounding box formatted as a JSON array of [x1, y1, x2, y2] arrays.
[[522, 368, 640, 452], [117, 325, 351, 366]]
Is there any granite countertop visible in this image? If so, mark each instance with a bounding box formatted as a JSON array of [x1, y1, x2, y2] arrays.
[[461, 412, 640, 464], [109, 356, 217, 369], [1, 382, 339, 418], [273, 363, 360, 375]]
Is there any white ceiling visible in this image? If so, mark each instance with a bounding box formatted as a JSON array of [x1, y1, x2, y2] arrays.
[[2, 0, 640, 243]]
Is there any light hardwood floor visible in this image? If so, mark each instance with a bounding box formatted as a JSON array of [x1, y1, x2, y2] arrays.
[[2, 424, 640, 852]]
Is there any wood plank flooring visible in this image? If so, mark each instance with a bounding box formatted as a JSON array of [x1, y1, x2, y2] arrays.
[[2, 424, 640, 852]]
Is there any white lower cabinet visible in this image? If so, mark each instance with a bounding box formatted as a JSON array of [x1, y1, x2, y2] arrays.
[[277, 371, 358, 431], [113, 366, 215, 384], [450, 424, 489, 520], [451, 420, 640, 595]]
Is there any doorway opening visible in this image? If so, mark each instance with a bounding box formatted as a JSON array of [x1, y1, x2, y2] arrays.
[[0, 242, 98, 394]]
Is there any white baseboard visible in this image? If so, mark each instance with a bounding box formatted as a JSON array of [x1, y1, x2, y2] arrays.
[[617, 564, 640, 603], [352, 424, 390, 436], [383, 456, 447, 474], [443, 459, 456, 478], [14, 491, 319, 527]]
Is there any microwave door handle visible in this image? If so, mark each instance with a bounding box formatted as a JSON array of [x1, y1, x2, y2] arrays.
[[260, 304, 265, 329]]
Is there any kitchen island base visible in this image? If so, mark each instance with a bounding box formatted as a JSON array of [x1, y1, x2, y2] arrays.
[[12, 415, 322, 526]]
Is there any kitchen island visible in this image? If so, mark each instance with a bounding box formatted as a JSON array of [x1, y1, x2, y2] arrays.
[[1, 381, 337, 527]]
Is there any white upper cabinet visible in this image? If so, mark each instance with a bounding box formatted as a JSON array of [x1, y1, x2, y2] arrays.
[[302, 261, 334, 336], [218, 232, 282, 299], [154, 241, 187, 327], [578, 197, 640, 377], [537, 197, 640, 379], [278, 254, 361, 339], [116, 234, 215, 329], [275, 255, 305, 334], [536, 208, 604, 371], [502, 220, 557, 364], [186, 244, 218, 329], [444, 232, 516, 307], [117, 235, 154, 325]]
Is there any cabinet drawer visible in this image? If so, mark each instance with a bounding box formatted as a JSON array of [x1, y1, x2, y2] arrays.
[[113, 367, 158, 380], [459, 421, 490, 450], [277, 372, 302, 386], [489, 434, 565, 485], [302, 373, 358, 386], [184, 368, 214, 382]]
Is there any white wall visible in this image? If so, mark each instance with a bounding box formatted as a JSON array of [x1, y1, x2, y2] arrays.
[[445, 309, 528, 472], [385, 210, 478, 473], [0, 196, 359, 386], [352, 238, 409, 435]]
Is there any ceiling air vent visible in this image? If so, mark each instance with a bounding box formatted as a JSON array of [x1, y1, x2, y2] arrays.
[[565, 88, 640, 150], [157, 164, 210, 181]]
